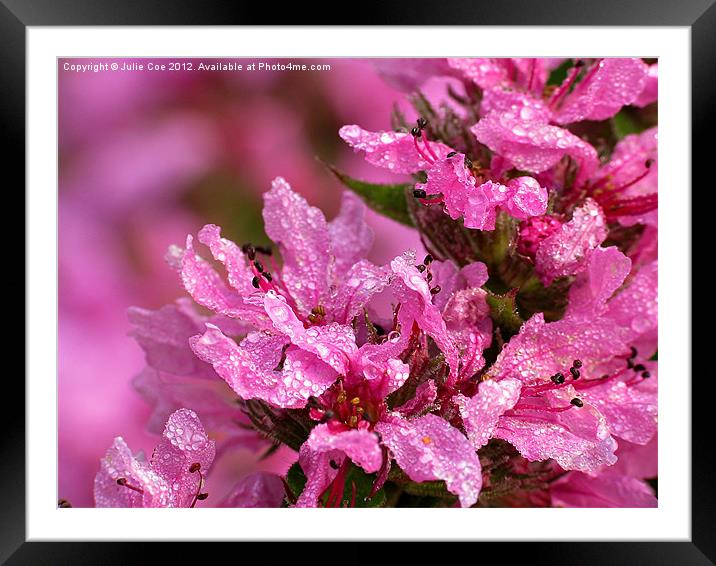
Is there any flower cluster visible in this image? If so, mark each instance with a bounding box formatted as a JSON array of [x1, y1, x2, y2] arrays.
[[93, 58, 657, 508]]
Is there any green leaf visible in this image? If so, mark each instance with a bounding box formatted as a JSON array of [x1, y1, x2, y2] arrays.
[[612, 108, 642, 139], [486, 288, 524, 333], [546, 59, 574, 87], [285, 462, 307, 501], [326, 164, 414, 227]]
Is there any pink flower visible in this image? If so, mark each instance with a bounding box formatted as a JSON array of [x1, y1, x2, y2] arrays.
[[219, 472, 286, 508], [128, 299, 264, 452], [94, 409, 215, 507], [459, 246, 657, 473], [339, 124, 548, 230], [550, 471, 657, 508], [531, 199, 609, 285], [181, 177, 393, 409]]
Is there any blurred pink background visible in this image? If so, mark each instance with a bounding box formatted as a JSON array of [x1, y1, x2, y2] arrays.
[[58, 58, 431, 506]]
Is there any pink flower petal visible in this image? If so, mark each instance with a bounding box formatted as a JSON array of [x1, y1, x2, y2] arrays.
[[263, 291, 357, 374], [306, 423, 383, 473], [605, 260, 658, 355], [376, 413, 482, 507], [488, 313, 625, 386], [396, 380, 438, 416], [457, 378, 522, 449], [219, 472, 286, 508], [197, 224, 256, 295], [566, 246, 632, 318], [328, 192, 374, 276], [633, 63, 658, 108], [128, 299, 217, 379], [326, 260, 391, 325], [447, 58, 511, 89], [554, 58, 649, 124], [190, 325, 337, 409], [504, 176, 549, 220], [471, 113, 599, 186], [551, 471, 656, 508], [580, 374, 657, 445], [481, 88, 552, 123], [497, 388, 617, 472], [180, 235, 269, 328], [295, 445, 339, 508], [390, 253, 460, 382], [339, 124, 451, 174], [534, 199, 608, 285], [262, 177, 331, 316], [150, 408, 216, 507], [94, 437, 172, 508]]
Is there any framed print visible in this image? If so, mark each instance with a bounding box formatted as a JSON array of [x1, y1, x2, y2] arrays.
[[7, 0, 710, 562]]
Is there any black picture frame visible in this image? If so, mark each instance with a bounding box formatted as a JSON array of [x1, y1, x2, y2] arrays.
[[6, 1, 707, 563]]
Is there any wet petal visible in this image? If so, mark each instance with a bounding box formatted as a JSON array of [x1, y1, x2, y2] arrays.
[[151, 408, 216, 506], [306, 423, 383, 473], [554, 58, 649, 124], [94, 437, 172, 508], [264, 291, 357, 374], [534, 199, 608, 285], [457, 378, 522, 449], [263, 177, 331, 316], [566, 246, 632, 318], [376, 413, 482, 507], [497, 388, 617, 472], [327, 260, 391, 325], [180, 235, 269, 328], [633, 63, 658, 108], [328, 192, 374, 275], [339, 124, 452, 174], [197, 224, 256, 295], [190, 324, 337, 409], [472, 113, 599, 187], [606, 260, 658, 355]]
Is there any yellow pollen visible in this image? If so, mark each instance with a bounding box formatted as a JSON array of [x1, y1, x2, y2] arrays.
[[350, 397, 361, 405], [422, 436, 432, 445], [348, 416, 358, 427]]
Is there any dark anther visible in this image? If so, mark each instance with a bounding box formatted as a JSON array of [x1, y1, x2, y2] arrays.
[[464, 156, 473, 169], [416, 264, 426, 272], [550, 373, 565, 384], [570, 367, 581, 380], [630, 346, 638, 359], [430, 286, 441, 295], [196, 493, 209, 501], [255, 245, 273, 256], [575, 60, 586, 68], [263, 272, 273, 282], [633, 364, 646, 372], [373, 324, 386, 336], [627, 358, 635, 369], [426, 273, 433, 282], [413, 189, 427, 199], [251, 276, 261, 289], [416, 118, 427, 129], [424, 254, 434, 264], [58, 499, 72, 508], [241, 243, 256, 260], [329, 460, 340, 470], [447, 151, 457, 158], [253, 260, 264, 273], [570, 398, 584, 408], [641, 371, 651, 379], [117, 478, 128, 486], [645, 159, 654, 169], [572, 359, 583, 368], [189, 463, 201, 473], [411, 126, 421, 137]]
